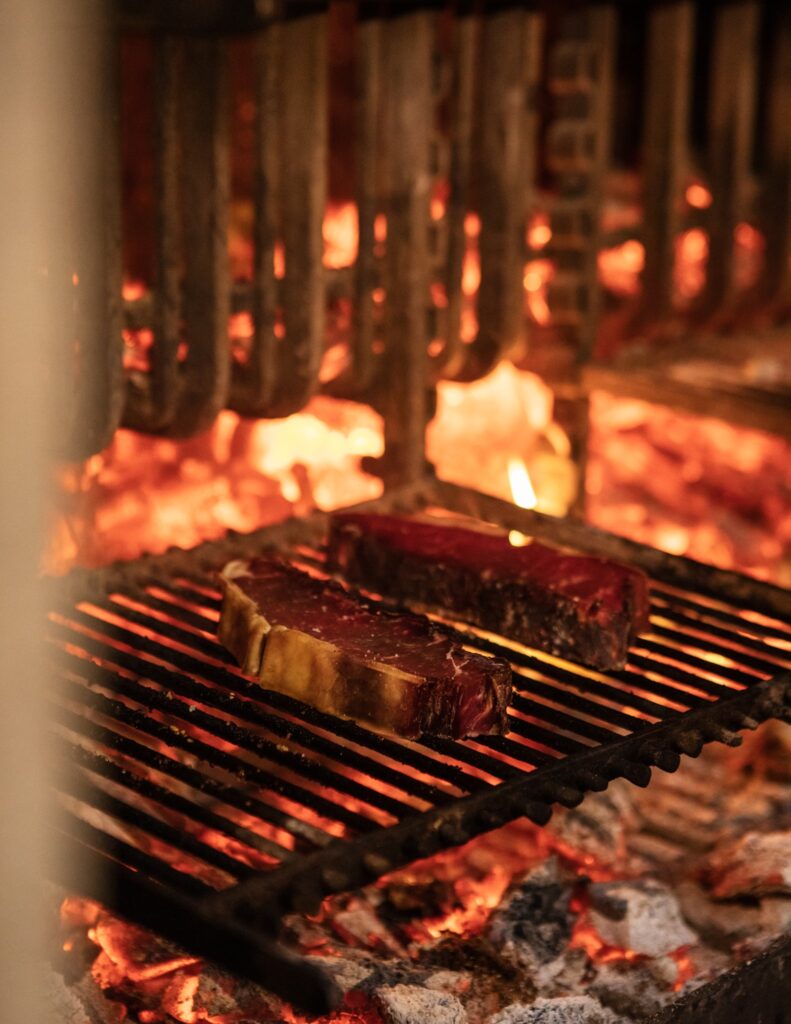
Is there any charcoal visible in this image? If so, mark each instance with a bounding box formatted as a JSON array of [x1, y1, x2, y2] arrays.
[[488, 860, 575, 986], [425, 969, 470, 994], [677, 881, 791, 948], [588, 881, 697, 957], [374, 983, 467, 1024], [304, 954, 375, 993], [700, 830, 791, 899], [331, 903, 406, 956], [328, 514, 649, 671], [488, 995, 626, 1024], [591, 958, 683, 1019]]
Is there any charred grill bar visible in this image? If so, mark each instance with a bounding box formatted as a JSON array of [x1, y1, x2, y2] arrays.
[[81, 0, 791, 461], [51, 481, 791, 1012]]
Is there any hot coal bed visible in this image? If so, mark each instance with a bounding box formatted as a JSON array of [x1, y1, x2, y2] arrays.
[[47, 0, 791, 1022]]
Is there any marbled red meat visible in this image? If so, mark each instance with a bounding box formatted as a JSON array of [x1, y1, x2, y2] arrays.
[[218, 557, 512, 738], [327, 515, 650, 671]]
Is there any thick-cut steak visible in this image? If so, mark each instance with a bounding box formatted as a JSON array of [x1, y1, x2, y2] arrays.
[[218, 557, 512, 739], [327, 514, 651, 671]]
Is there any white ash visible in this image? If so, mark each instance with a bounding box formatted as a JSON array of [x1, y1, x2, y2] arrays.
[[588, 880, 697, 957], [375, 983, 467, 1024], [488, 858, 575, 987], [46, 967, 129, 1024], [305, 953, 375, 993], [45, 969, 91, 1024], [488, 994, 628, 1024], [701, 830, 791, 899]]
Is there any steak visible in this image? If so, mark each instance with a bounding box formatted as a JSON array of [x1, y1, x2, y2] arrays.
[[327, 514, 651, 671], [218, 557, 512, 739]]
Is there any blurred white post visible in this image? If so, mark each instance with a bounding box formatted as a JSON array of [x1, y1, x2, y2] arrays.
[[0, 2, 114, 1021]]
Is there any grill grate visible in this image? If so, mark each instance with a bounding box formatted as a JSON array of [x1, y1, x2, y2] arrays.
[[49, 481, 791, 1013]]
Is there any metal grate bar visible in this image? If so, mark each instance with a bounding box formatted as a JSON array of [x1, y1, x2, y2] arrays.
[[649, 589, 791, 644], [57, 763, 249, 883], [52, 657, 351, 846], [56, 611, 449, 820], [51, 697, 302, 860], [54, 813, 212, 897], [52, 485, 791, 1014], [53, 640, 391, 834], [58, 732, 287, 867]]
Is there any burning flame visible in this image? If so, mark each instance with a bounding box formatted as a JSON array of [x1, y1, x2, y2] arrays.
[[507, 457, 538, 510]]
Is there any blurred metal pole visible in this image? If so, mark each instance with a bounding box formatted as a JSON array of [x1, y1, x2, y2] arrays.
[[0, 2, 114, 1020]]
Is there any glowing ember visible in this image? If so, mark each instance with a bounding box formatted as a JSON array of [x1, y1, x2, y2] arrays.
[[323, 203, 359, 270], [685, 182, 713, 209], [598, 239, 645, 297], [587, 391, 791, 584], [674, 228, 708, 304], [523, 257, 553, 324], [47, 399, 384, 572]]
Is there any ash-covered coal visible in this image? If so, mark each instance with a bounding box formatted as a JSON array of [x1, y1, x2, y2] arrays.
[[588, 880, 697, 957], [590, 956, 684, 1019], [488, 994, 625, 1024], [700, 830, 791, 899], [374, 983, 467, 1024], [677, 880, 791, 953], [488, 859, 575, 986]]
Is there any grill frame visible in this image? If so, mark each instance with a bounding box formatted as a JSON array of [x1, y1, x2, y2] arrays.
[[51, 479, 791, 1013]]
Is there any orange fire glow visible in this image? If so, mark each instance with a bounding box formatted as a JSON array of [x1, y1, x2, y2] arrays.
[[55, 197, 781, 580], [588, 391, 791, 583], [685, 183, 713, 210]]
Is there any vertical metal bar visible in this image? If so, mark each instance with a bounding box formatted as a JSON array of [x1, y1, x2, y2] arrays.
[[639, 1, 694, 326], [326, 6, 381, 399], [64, 2, 124, 458], [455, 5, 537, 381], [377, 6, 432, 484], [755, 7, 791, 312], [437, 3, 476, 379], [546, 5, 616, 367], [546, 5, 616, 515], [124, 36, 183, 431], [173, 36, 231, 436], [696, 0, 759, 321], [229, 15, 281, 416], [351, 11, 382, 393], [268, 6, 327, 417]]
